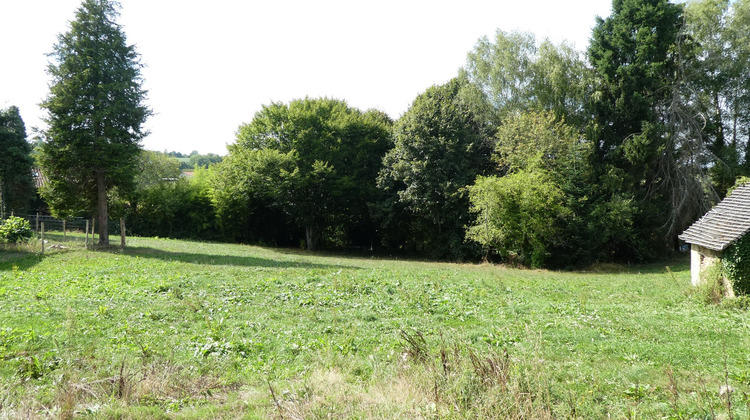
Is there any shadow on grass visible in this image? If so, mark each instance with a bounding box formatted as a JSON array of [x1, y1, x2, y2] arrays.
[[0, 248, 43, 271], [119, 246, 359, 270], [580, 255, 690, 275]]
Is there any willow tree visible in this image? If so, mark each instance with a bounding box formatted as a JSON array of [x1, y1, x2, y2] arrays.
[[41, 0, 150, 245]]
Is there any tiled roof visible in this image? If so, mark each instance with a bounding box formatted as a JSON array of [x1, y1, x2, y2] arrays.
[[679, 183, 750, 251], [31, 168, 47, 189]]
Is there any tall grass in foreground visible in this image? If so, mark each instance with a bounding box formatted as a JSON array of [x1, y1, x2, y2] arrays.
[[1, 234, 749, 418]]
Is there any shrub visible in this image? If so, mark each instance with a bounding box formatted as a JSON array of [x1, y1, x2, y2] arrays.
[[466, 171, 571, 267], [0, 216, 33, 244]]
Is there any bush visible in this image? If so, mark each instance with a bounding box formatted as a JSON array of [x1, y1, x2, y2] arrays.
[[466, 171, 571, 267], [127, 179, 216, 240], [0, 216, 33, 244]]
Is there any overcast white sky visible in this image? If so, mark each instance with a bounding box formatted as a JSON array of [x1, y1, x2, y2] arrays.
[[0, 1, 612, 155]]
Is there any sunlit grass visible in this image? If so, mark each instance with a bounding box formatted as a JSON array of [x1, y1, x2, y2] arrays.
[[0, 234, 748, 418]]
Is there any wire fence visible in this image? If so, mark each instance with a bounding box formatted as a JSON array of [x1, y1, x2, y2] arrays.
[[17, 214, 90, 233], [1, 214, 128, 251], [5, 214, 126, 234]]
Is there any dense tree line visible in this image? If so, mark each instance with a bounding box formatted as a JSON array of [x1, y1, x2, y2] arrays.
[[163, 150, 223, 170], [20, 0, 750, 266], [207, 0, 750, 266]]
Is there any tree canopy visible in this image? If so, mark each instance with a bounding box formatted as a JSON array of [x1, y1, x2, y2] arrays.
[[464, 30, 591, 129], [377, 77, 493, 259], [216, 98, 392, 250], [587, 0, 685, 259]]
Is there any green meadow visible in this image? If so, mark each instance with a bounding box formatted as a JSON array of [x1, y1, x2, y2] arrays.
[[1, 235, 749, 418]]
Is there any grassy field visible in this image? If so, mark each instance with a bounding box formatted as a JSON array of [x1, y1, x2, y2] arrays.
[[1, 235, 750, 418]]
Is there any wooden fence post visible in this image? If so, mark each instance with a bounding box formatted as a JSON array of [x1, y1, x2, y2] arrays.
[[41, 222, 45, 255], [63, 220, 67, 241], [120, 218, 126, 248], [85, 220, 90, 248]]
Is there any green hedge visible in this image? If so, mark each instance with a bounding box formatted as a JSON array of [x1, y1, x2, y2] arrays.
[[724, 234, 750, 295]]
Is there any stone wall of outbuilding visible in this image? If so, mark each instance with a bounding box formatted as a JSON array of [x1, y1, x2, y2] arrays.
[[690, 244, 735, 297]]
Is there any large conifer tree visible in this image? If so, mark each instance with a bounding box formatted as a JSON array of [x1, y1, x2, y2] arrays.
[[588, 0, 683, 259], [41, 0, 150, 245]]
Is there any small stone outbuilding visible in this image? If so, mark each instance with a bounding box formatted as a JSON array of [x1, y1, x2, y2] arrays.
[[678, 183, 750, 293]]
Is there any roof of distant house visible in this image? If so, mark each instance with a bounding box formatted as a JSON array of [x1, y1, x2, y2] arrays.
[[31, 168, 47, 189], [679, 183, 750, 251]]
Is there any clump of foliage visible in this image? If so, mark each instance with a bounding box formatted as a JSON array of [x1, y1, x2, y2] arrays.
[[216, 97, 392, 250], [723, 235, 750, 295], [467, 111, 594, 267], [128, 177, 217, 240], [0, 216, 33, 244], [467, 171, 570, 267], [126, 151, 218, 240], [210, 148, 296, 245]]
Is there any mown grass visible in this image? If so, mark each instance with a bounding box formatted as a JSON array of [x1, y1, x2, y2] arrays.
[[1, 234, 749, 418]]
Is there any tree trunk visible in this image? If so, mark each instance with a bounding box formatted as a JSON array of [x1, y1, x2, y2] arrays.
[[0, 182, 4, 220], [120, 218, 126, 248], [305, 225, 317, 251], [97, 171, 109, 245], [714, 93, 725, 148]]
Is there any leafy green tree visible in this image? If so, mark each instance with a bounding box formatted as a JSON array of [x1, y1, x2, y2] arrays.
[[0, 106, 34, 218], [464, 31, 536, 121], [134, 151, 181, 187], [469, 111, 583, 266], [468, 110, 643, 267], [377, 77, 493, 259], [188, 153, 223, 169], [589, 0, 682, 163], [529, 41, 592, 129], [126, 151, 217, 239], [128, 178, 217, 240], [40, 0, 150, 245], [463, 30, 591, 129], [225, 98, 392, 249], [165, 151, 188, 159], [493, 110, 586, 175], [684, 0, 750, 194]]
